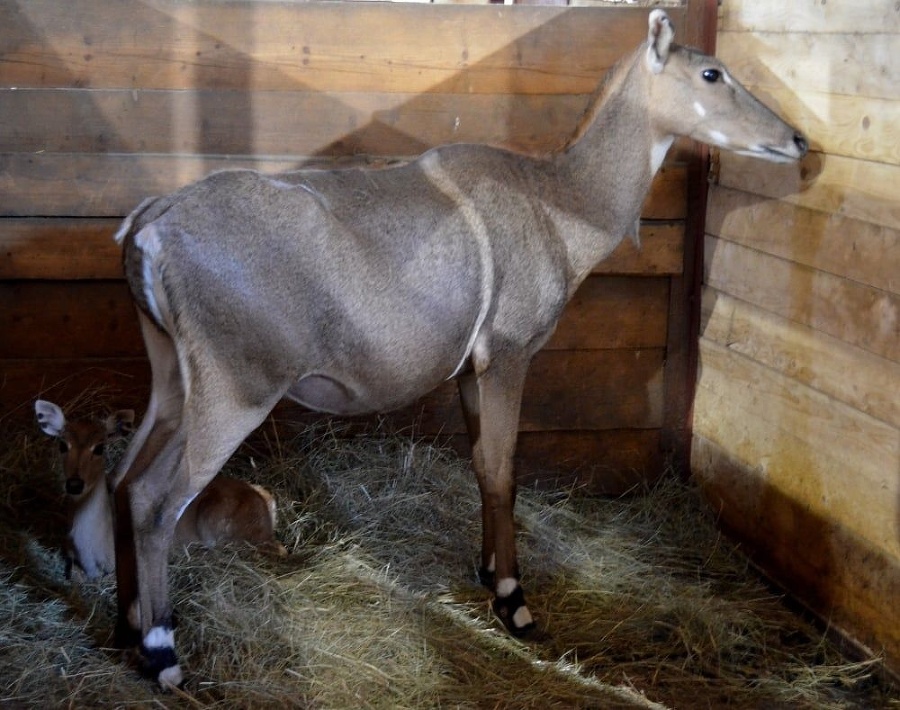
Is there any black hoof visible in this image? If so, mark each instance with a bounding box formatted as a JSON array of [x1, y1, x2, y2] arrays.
[[478, 566, 495, 589], [492, 584, 536, 638], [114, 618, 142, 650]]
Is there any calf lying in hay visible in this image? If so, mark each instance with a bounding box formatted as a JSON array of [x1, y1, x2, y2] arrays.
[[33, 399, 285, 581], [110, 10, 808, 686], [0, 417, 895, 708]]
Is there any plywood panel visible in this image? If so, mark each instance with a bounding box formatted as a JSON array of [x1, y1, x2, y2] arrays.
[[0, 281, 144, 359], [0, 358, 150, 419], [717, 32, 900, 101], [694, 339, 900, 557], [399, 348, 664, 435], [704, 236, 900, 362], [1, 277, 669, 357], [548, 276, 670, 350], [719, 0, 900, 34], [718, 84, 900, 166], [701, 289, 900, 428], [2, 1, 667, 95], [0, 153, 689, 219], [706, 185, 900, 295], [716, 152, 900, 234], [0, 219, 125, 280], [0, 88, 589, 157], [692, 435, 900, 673], [0, 218, 684, 281]]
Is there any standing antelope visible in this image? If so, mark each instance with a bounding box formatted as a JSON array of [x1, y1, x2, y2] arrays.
[[35, 400, 284, 582], [112, 10, 807, 686]]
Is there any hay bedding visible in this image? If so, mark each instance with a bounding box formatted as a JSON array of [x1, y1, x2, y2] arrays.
[[0, 410, 896, 709]]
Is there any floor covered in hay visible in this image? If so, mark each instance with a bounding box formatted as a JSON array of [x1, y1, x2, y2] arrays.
[[1, 410, 898, 709]]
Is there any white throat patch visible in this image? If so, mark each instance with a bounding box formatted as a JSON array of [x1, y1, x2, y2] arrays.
[[650, 136, 675, 176]]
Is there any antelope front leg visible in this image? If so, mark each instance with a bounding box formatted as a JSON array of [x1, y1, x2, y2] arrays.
[[462, 364, 535, 636]]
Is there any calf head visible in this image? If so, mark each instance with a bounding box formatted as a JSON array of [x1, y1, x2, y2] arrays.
[[35, 399, 135, 500]]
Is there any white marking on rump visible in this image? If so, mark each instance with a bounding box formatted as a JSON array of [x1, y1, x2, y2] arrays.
[[420, 154, 495, 380], [134, 224, 165, 326]]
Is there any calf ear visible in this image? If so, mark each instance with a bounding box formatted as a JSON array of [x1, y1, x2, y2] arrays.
[[35, 399, 66, 437], [106, 409, 136, 439], [647, 9, 675, 75]]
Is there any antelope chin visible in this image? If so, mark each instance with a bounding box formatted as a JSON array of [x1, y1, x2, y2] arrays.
[[736, 146, 802, 164]]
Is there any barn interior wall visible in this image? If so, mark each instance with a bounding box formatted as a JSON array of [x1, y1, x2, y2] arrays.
[[692, 0, 900, 672], [0, 1, 708, 494]]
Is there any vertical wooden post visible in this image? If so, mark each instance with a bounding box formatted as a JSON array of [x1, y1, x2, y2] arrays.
[[660, 0, 718, 474]]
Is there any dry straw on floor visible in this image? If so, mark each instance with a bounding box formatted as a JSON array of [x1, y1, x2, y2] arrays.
[[0, 409, 896, 709]]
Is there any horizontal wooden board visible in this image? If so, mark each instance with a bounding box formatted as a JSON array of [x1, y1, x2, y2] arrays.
[[0, 88, 590, 157], [2, 2, 667, 94], [693, 339, 900, 557], [719, 0, 900, 34], [547, 276, 670, 350], [0, 358, 150, 420], [513, 429, 664, 494], [0, 276, 670, 358], [0, 218, 124, 280], [2, 346, 665, 433], [0, 218, 684, 280], [717, 32, 900, 102], [716, 151, 900, 234], [692, 435, 900, 672], [0, 153, 688, 219], [706, 185, 900, 296], [704, 236, 900, 363], [1, 281, 144, 359], [381, 347, 664, 435], [701, 289, 900, 429]]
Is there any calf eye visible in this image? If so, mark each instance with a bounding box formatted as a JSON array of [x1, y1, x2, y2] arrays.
[[92, 443, 106, 456], [702, 68, 721, 83], [58, 441, 70, 454]]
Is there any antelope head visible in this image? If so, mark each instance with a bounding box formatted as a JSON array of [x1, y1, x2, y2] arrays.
[[644, 9, 808, 163], [35, 399, 135, 501]]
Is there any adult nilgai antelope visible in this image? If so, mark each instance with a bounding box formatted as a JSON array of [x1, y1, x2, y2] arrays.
[[113, 10, 807, 686], [35, 400, 283, 581]]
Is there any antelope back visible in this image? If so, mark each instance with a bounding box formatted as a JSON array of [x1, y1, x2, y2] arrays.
[[35, 399, 135, 500], [642, 10, 807, 162]]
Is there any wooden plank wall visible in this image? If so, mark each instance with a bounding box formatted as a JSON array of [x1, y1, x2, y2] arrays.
[[0, 0, 706, 493], [693, 1, 900, 672]]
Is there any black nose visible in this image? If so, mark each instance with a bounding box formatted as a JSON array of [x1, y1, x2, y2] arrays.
[[65, 478, 85, 496], [793, 132, 809, 156]]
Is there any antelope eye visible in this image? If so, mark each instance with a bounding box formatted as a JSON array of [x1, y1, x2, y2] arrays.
[[92, 443, 106, 456], [702, 68, 721, 83], [58, 441, 70, 454]]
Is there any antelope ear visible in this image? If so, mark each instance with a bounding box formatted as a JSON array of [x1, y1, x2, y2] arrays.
[[35, 399, 66, 437], [647, 9, 675, 74], [106, 409, 136, 439]]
